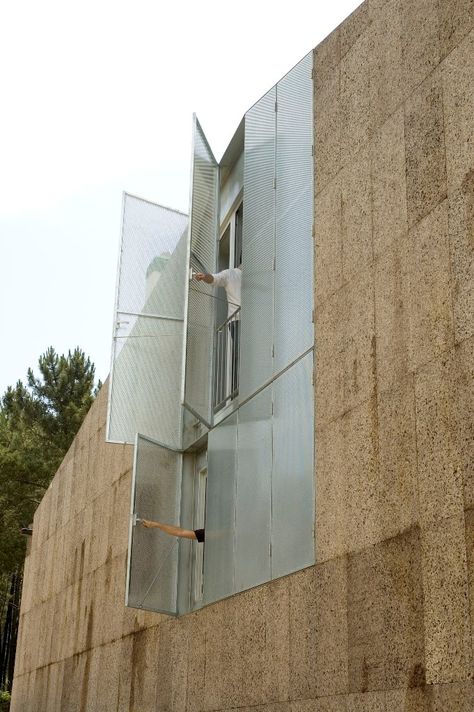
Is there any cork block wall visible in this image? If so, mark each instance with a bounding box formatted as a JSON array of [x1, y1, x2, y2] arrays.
[[10, 1, 474, 710]]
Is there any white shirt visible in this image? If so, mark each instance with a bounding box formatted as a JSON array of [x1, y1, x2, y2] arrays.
[[212, 268, 241, 319]]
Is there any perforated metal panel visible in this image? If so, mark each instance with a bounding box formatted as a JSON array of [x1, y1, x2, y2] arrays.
[[203, 413, 237, 604], [274, 52, 314, 373], [272, 353, 314, 578], [126, 435, 182, 614], [240, 87, 276, 400], [107, 194, 188, 447], [184, 117, 219, 426], [235, 387, 272, 591]]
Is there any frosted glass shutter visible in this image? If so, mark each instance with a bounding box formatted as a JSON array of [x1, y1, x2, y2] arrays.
[[240, 88, 276, 400], [203, 413, 238, 604], [235, 387, 272, 591], [107, 194, 188, 448], [126, 435, 182, 614], [274, 52, 314, 372], [184, 116, 219, 427], [272, 354, 314, 578]]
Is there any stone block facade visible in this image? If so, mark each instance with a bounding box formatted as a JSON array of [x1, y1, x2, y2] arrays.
[[10, 1, 474, 709]]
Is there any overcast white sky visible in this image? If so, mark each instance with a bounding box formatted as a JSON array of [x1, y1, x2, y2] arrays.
[[0, 0, 361, 395]]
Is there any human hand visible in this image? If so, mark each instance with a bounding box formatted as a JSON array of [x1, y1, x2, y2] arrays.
[[195, 273, 213, 284]]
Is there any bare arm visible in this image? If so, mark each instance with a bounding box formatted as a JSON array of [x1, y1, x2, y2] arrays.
[[140, 519, 197, 540], [194, 273, 214, 284]]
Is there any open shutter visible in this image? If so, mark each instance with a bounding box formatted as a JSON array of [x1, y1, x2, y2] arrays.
[[183, 116, 219, 427], [126, 434, 183, 614], [107, 194, 188, 449], [240, 87, 276, 401]]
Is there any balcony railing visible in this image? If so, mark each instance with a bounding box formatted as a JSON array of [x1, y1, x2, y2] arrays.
[[213, 307, 240, 411]]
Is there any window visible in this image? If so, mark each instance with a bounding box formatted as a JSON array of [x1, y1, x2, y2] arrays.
[[214, 200, 243, 411], [191, 453, 207, 604]]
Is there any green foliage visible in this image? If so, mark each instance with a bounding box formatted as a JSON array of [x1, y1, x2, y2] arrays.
[[0, 348, 100, 575]]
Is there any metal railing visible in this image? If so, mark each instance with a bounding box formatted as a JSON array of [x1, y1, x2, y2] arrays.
[[213, 307, 240, 411]]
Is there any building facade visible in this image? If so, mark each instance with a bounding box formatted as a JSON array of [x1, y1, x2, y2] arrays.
[[10, 0, 474, 710]]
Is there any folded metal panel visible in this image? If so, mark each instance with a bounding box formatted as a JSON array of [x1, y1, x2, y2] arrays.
[[240, 87, 276, 401], [271, 353, 314, 578], [274, 52, 314, 374], [235, 387, 272, 592], [203, 412, 237, 604], [107, 194, 188, 447], [183, 117, 219, 427], [126, 434, 182, 614]]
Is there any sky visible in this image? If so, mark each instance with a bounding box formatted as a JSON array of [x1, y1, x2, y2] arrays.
[[0, 0, 361, 395]]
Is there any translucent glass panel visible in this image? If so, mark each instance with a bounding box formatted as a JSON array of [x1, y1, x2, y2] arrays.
[[272, 353, 314, 578], [203, 413, 237, 604], [274, 52, 314, 372], [126, 435, 182, 614], [205, 354, 314, 602], [107, 194, 188, 447], [240, 53, 313, 402], [235, 388, 272, 591], [240, 87, 276, 400], [184, 116, 219, 426]]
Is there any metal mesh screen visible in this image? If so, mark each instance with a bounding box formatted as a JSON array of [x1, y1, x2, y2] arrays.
[[274, 52, 314, 373], [272, 353, 314, 578], [240, 87, 276, 400], [235, 387, 272, 592], [107, 194, 188, 447], [203, 412, 237, 604], [184, 117, 219, 426], [126, 435, 182, 614]]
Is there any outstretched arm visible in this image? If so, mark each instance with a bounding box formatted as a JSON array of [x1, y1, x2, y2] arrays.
[[140, 519, 197, 540], [194, 273, 214, 284]]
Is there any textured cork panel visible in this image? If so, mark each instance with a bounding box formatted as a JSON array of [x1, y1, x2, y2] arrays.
[[385, 686, 433, 711], [340, 145, 373, 284], [316, 269, 375, 427], [377, 379, 419, 536], [405, 72, 447, 228], [438, 0, 474, 57], [340, 32, 371, 167], [289, 558, 349, 700], [292, 699, 347, 712], [374, 241, 411, 394], [126, 626, 160, 712], [405, 201, 454, 372], [186, 613, 207, 712], [464, 508, 474, 661], [415, 350, 468, 525], [400, 0, 440, 97], [314, 178, 343, 307], [157, 619, 188, 712], [371, 109, 407, 259], [347, 691, 386, 711], [203, 597, 239, 711], [432, 680, 474, 711], [108, 469, 133, 560], [421, 514, 473, 683], [347, 528, 425, 693], [202, 580, 290, 709], [415, 338, 474, 513], [368, 0, 404, 131], [340, 2, 370, 57], [449, 176, 474, 343], [443, 29, 474, 195], [314, 30, 341, 196], [316, 399, 380, 561]]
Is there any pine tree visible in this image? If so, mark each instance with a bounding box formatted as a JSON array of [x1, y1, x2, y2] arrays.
[[0, 347, 100, 573]]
